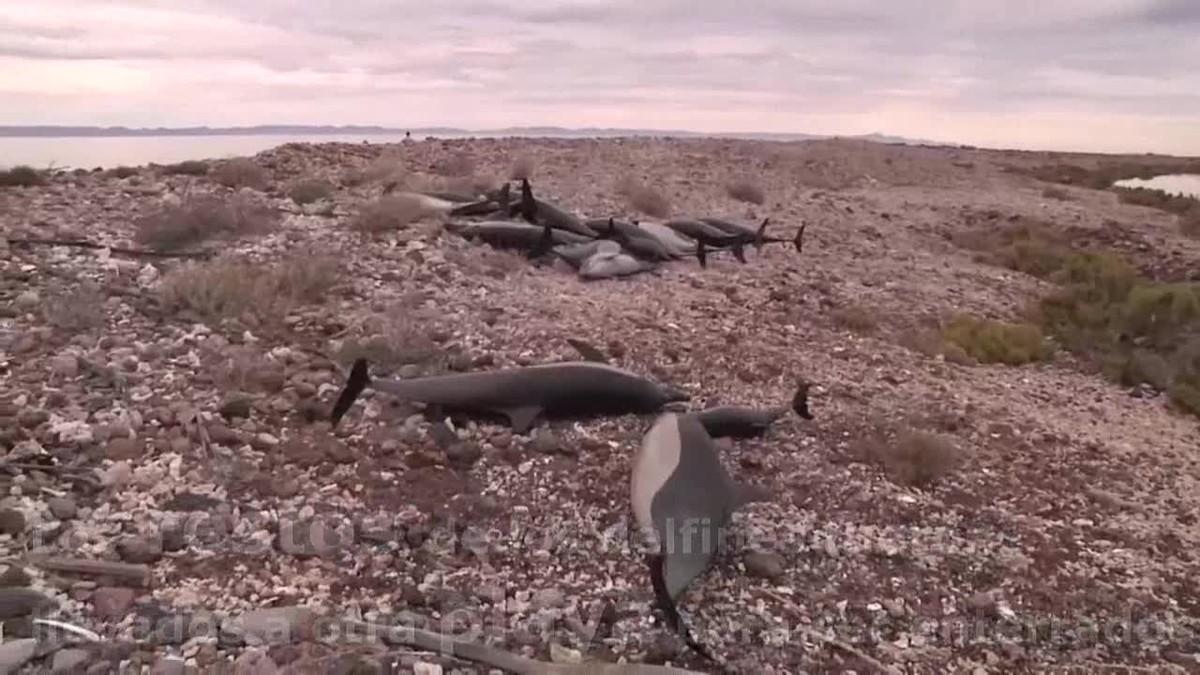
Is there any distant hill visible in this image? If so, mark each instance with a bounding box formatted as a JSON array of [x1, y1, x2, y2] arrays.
[[0, 124, 947, 146]]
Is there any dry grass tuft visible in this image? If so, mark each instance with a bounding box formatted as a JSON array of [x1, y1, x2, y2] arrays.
[[134, 195, 280, 251], [1179, 209, 1200, 239], [108, 166, 140, 179], [831, 303, 880, 334], [616, 175, 671, 218], [42, 281, 105, 331], [213, 158, 269, 190], [849, 427, 963, 488], [334, 301, 446, 370], [509, 155, 536, 181], [0, 165, 45, 188], [942, 314, 1054, 366], [161, 160, 209, 176], [350, 194, 432, 235], [433, 152, 475, 177], [727, 179, 766, 205], [343, 155, 406, 188], [158, 251, 339, 325], [288, 178, 335, 205], [441, 173, 496, 198]]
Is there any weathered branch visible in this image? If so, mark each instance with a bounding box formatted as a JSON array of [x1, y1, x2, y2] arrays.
[[5, 237, 213, 259], [21, 555, 151, 586]]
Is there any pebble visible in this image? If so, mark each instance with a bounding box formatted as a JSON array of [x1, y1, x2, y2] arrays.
[[234, 606, 318, 646], [529, 430, 562, 455], [219, 394, 254, 420], [50, 354, 80, 378], [0, 508, 27, 536], [14, 291, 39, 310], [17, 408, 48, 428], [412, 663, 443, 675], [445, 442, 482, 468], [105, 437, 144, 461], [116, 533, 164, 564], [91, 586, 136, 619], [743, 551, 786, 580], [46, 497, 78, 522]]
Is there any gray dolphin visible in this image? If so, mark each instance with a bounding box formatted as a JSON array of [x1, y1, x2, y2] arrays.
[[579, 249, 657, 280], [516, 179, 599, 238], [553, 239, 623, 269], [444, 221, 591, 250], [635, 220, 696, 255], [631, 411, 771, 659], [585, 218, 681, 262], [331, 358, 689, 434]]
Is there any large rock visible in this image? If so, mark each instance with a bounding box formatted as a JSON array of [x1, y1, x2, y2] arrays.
[[0, 587, 56, 619], [0, 638, 37, 674], [229, 606, 319, 646]]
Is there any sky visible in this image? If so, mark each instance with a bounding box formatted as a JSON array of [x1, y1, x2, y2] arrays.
[[1, 0, 1198, 155]]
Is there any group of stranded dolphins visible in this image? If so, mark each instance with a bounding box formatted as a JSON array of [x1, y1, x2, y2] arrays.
[[391, 178, 806, 279], [329, 354, 814, 663]]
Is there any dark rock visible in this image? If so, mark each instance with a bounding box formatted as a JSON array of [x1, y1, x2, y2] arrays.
[[743, 551, 786, 580], [116, 533, 164, 564], [529, 430, 561, 455], [644, 632, 681, 664], [105, 437, 143, 461], [0, 508, 27, 536], [327, 654, 384, 675], [0, 565, 32, 588], [46, 496, 78, 520], [207, 423, 244, 446], [0, 587, 56, 618], [446, 352, 473, 372], [219, 394, 254, 421], [51, 647, 92, 674], [400, 584, 426, 608], [163, 492, 219, 512], [427, 421, 456, 450]]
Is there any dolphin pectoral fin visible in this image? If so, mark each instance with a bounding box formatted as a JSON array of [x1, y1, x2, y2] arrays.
[[794, 223, 806, 253], [330, 358, 371, 428], [503, 405, 543, 434], [732, 243, 747, 264]]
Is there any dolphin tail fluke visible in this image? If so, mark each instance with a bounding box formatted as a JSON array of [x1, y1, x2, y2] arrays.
[[331, 358, 371, 427], [498, 182, 510, 211], [792, 379, 813, 419], [696, 239, 708, 268], [648, 554, 718, 663], [519, 178, 538, 224], [794, 223, 806, 253], [732, 243, 746, 264]]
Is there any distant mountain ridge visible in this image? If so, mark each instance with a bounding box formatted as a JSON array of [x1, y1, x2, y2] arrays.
[[0, 124, 946, 146]]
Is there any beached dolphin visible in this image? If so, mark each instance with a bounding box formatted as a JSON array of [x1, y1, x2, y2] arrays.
[[631, 411, 771, 659], [449, 183, 510, 217], [331, 358, 690, 434], [516, 179, 599, 238], [700, 217, 805, 253], [553, 239, 623, 269], [444, 221, 591, 250], [579, 248, 658, 280], [635, 220, 697, 255], [586, 218, 681, 262]]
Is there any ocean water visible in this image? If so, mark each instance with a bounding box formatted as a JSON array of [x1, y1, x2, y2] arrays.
[[1113, 174, 1200, 199], [0, 133, 479, 170]]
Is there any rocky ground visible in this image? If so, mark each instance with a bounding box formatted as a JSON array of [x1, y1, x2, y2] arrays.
[[1, 136, 1199, 674]]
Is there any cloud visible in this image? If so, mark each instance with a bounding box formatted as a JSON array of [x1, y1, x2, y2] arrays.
[[0, 0, 1197, 153]]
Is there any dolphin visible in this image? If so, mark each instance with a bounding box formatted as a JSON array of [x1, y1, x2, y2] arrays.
[[631, 411, 771, 659], [331, 358, 690, 434], [635, 220, 697, 255], [578, 249, 658, 280], [553, 239, 623, 269], [700, 217, 805, 253], [515, 179, 599, 238], [444, 221, 592, 250], [586, 218, 681, 262]]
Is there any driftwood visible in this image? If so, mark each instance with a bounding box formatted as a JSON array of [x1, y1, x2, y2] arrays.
[[5, 237, 213, 259], [343, 619, 707, 675], [20, 555, 151, 586]]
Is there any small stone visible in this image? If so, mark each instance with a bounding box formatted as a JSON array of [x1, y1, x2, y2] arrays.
[[0, 509, 27, 536], [490, 432, 512, 449], [277, 518, 354, 558], [743, 551, 786, 580], [207, 423, 243, 446], [15, 291, 39, 310], [47, 497, 78, 520], [92, 586, 136, 619], [549, 643, 582, 664], [529, 430, 561, 455], [412, 662, 443, 675], [233, 606, 318, 646], [428, 422, 457, 450], [883, 598, 905, 618], [105, 437, 144, 461], [233, 648, 280, 674], [116, 533, 164, 564], [644, 632, 681, 664], [17, 408, 49, 429], [50, 354, 80, 378], [219, 394, 254, 420]]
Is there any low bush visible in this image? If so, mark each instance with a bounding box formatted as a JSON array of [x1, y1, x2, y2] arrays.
[[0, 165, 44, 187], [350, 194, 431, 234], [134, 195, 279, 250], [850, 428, 963, 488], [288, 178, 334, 205], [942, 314, 1054, 366], [162, 160, 209, 176], [509, 155, 535, 181], [726, 179, 765, 205], [158, 252, 339, 324], [213, 158, 269, 190], [616, 175, 671, 218]]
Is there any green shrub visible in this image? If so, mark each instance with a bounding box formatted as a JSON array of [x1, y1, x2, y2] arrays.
[[288, 178, 334, 205], [943, 314, 1054, 365], [162, 160, 209, 176], [134, 195, 279, 250], [0, 165, 44, 187]]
